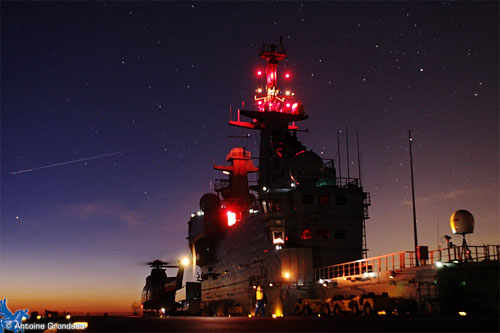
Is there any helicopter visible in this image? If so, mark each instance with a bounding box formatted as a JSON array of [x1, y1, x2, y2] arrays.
[[141, 259, 188, 316]]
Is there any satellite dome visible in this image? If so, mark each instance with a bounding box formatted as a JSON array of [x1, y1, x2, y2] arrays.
[[450, 210, 475, 235], [199, 193, 220, 212], [289, 151, 323, 185]]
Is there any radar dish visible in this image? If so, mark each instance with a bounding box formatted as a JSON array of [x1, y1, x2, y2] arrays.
[[450, 210, 475, 235], [199, 193, 220, 212], [289, 151, 323, 185]]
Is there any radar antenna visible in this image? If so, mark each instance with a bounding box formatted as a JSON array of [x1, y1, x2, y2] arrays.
[[450, 210, 475, 262]]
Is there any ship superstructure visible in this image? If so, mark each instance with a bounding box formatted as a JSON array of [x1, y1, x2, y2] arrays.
[[187, 40, 370, 316]]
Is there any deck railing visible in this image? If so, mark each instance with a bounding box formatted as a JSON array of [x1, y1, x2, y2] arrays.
[[314, 244, 500, 281], [214, 179, 230, 192], [336, 177, 360, 188]]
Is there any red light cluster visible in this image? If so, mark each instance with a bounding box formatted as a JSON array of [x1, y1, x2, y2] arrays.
[[300, 228, 312, 240]]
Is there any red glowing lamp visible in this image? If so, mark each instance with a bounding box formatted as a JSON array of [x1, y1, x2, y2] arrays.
[[227, 211, 237, 226], [257, 70, 262, 76], [285, 73, 290, 79]]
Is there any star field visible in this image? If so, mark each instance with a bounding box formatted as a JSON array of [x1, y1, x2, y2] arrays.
[[1, 1, 498, 312]]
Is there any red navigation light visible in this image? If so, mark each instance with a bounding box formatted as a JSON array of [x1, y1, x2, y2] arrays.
[[257, 70, 262, 76], [285, 73, 290, 79], [227, 211, 237, 226], [300, 228, 312, 240]]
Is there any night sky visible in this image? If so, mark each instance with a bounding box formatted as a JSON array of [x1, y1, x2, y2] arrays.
[[1, 2, 498, 312]]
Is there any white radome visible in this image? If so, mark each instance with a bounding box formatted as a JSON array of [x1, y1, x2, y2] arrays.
[[450, 210, 475, 235]]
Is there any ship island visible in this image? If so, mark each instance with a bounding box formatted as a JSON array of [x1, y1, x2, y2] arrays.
[[142, 39, 499, 318]]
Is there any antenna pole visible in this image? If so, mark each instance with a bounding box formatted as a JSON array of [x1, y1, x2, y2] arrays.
[[337, 130, 342, 181], [356, 130, 362, 187], [346, 125, 350, 180], [409, 130, 419, 266], [437, 216, 440, 251]]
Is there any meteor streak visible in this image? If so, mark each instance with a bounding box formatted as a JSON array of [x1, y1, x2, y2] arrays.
[[10, 151, 122, 175]]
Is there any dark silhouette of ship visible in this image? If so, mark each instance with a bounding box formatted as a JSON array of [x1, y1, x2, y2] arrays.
[[185, 40, 499, 317], [186, 39, 371, 316]]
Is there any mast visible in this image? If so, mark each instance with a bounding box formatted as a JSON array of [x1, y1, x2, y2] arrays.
[[357, 130, 368, 258], [337, 130, 342, 181], [356, 130, 362, 186], [346, 125, 350, 180], [227, 38, 308, 190], [409, 130, 419, 266]]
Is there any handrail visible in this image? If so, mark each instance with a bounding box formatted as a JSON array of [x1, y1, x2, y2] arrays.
[[260, 44, 286, 55], [314, 244, 500, 281], [214, 179, 230, 192], [336, 177, 360, 188]]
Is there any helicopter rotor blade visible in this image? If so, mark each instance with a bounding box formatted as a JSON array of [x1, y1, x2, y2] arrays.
[[143, 259, 180, 268]]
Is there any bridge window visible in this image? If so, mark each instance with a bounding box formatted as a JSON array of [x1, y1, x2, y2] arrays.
[[334, 229, 346, 239], [272, 231, 285, 245], [302, 194, 314, 204], [335, 195, 347, 206], [318, 229, 330, 239], [267, 198, 283, 212], [319, 195, 329, 205]]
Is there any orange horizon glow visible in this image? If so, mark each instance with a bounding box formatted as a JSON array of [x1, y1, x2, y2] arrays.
[[3, 299, 138, 314], [1, 260, 145, 314]]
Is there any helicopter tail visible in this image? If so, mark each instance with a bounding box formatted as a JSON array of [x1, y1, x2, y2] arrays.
[[175, 265, 185, 290]]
